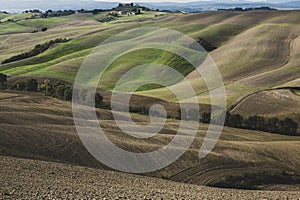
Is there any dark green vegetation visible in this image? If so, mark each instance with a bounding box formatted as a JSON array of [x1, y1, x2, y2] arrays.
[[5, 76, 105, 107], [224, 112, 298, 136], [0, 73, 7, 89], [180, 108, 299, 136], [208, 171, 300, 190]]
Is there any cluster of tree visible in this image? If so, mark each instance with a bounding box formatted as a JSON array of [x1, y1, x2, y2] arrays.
[[31, 27, 48, 33], [181, 108, 298, 135], [38, 80, 73, 101], [0, 74, 105, 108], [115, 3, 149, 13], [72, 87, 106, 108], [40, 9, 110, 18], [97, 15, 117, 23], [2, 38, 70, 64], [23, 10, 41, 14], [38, 80, 105, 108], [223, 112, 298, 135], [41, 10, 76, 18], [78, 9, 108, 15], [10, 78, 38, 92], [218, 7, 276, 12], [109, 105, 171, 118]]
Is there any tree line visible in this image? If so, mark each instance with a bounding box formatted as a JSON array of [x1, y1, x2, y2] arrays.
[[0, 73, 298, 135], [0, 74, 105, 108], [2, 38, 71, 64], [180, 108, 299, 136]]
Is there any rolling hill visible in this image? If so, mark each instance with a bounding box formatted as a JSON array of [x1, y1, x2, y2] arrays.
[[1, 90, 300, 191], [1, 156, 300, 199], [0, 8, 300, 196]]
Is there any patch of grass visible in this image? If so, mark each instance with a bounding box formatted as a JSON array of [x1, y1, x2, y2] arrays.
[[190, 23, 245, 47], [16, 17, 67, 29], [100, 48, 203, 91], [0, 13, 33, 22], [0, 23, 34, 35]]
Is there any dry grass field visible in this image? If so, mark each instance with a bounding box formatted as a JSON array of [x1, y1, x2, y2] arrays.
[[230, 88, 300, 124], [1, 91, 300, 193], [1, 156, 300, 199]]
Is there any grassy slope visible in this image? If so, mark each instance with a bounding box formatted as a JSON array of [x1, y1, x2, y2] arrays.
[[0, 10, 299, 112], [138, 10, 300, 105]]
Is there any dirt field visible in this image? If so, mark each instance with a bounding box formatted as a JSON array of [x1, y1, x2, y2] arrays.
[[1, 90, 300, 194], [1, 156, 300, 199], [230, 88, 300, 124]]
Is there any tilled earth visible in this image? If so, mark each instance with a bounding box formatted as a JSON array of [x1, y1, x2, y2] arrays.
[[1, 156, 300, 200]]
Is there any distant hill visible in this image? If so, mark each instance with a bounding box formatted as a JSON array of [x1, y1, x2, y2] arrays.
[[0, 0, 119, 13], [1, 0, 300, 13], [140, 1, 300, 12]]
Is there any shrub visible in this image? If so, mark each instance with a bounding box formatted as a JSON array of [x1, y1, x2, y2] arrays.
[[0, 73, 7, 89], [63, 87, 72, 101], [95, 92, 104, 108], [201, 112, 211, 124]]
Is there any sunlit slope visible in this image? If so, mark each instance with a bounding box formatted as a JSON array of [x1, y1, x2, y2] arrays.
[[0, 10, 299, 106], [139, 10, 300, 105], [0, 11, 271, 82], [230, 89, 300, 124]]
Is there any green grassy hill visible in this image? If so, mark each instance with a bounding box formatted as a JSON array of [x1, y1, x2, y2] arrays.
[[0, 10, 299, 122]]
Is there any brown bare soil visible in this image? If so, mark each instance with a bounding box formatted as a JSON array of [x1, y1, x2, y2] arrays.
[[1, 156, 300, 199], [1, 91, 300, 197], [230, 89, 300, 124]]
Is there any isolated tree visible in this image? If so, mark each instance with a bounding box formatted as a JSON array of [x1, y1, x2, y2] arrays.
[[63, 87, 72, 101], [280, 118, 298, 135], [44, 79, 54, 96], [0, 73, 7, 90], [26, 78, 38, 92], [14, 80, 26, 91], [267, 117, 280, 133], [228, 114, 244, 128], [95, 92, 104, 108], [201, 112, 211, 124], [54, 83, 66, 99]]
